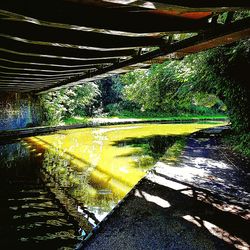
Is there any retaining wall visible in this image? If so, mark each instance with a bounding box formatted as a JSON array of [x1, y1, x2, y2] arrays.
[[0, 92, 44, 131]]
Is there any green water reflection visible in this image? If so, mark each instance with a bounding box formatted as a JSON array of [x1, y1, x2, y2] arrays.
[[25, 123, 224, 228]]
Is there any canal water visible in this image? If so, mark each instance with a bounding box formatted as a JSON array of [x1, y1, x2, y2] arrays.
[[0, 123, 224, 249]]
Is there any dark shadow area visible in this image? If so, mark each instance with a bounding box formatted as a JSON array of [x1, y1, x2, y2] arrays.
[[143, 178, 249, 243], [112, 134, 187, 168], [152, 170, 250, 213], [0, 141, 82, 249], [113, 134, 184, 155], [84, 177, 249, 250]]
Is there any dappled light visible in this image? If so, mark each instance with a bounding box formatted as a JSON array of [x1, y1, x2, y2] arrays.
[[0, 1, 249, 249], [24, 123, 223, 224], [153, 148, 250, 205], [183, 215, 249, 249], [135, 190, 171, 208], [146, 172, 250, 249], [83, 125, 249, 250], [143, 128, 250, 249]]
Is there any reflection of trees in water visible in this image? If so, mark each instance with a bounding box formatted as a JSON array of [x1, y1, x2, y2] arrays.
[[0, 140, 30, 169], [42, 149, 117, 212], [114, 135, 185, 169], [0, 140, 84, 247]]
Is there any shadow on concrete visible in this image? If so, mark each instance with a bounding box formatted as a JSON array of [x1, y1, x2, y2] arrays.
[[83, 176, 249, 249], [83, 127, 250, 250]]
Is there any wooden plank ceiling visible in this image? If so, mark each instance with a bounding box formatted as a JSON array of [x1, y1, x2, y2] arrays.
[[0, 0, 250, 93]]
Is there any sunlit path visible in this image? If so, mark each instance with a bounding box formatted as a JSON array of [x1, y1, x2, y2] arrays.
[[154, 126, 250, 206], [83, 126, 250, 250]]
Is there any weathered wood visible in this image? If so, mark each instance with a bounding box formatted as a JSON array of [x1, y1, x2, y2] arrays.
[[103, 0, 250, 12], [0, 71, 87, 78], [0, 58, 112, 71], [0, 0, 249, 93], [0, 20, 163, 49], [0, 37, 137, 58], [0, 78, 64, 83], [0, 82, 58, 92], [0, 65, 96, 74], [0, 50, 121, 66], [150, 0, 250, 10], [0, 83, 54, 87], [0, 59, 110, 71], [37, 17, 250, 94], [156, 21, 250, 61], [0, 1, 212, 33]]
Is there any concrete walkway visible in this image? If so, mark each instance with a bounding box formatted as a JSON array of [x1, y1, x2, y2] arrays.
[[82, 126, 250, 250]]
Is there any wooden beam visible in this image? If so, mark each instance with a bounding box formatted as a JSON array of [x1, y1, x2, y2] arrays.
[[102, 0, 250, 12], [0, 83, 44, 87], [0, 1, 211, 33], [0, 83, 55, 87], [0, 88, 34, 92], [0, 81, 58, 88], [0, 37, 137, 58], [0, 58, 112, 71], [37, 17, 250, 94], [0, 76, 76, 82], [0, 65, 96, 74], [0, 60, 103, 71], [0, 71, 88, 78], [149, 0, 250, 11], [0, 20, 163, 49], [0, 50, 122, 66]]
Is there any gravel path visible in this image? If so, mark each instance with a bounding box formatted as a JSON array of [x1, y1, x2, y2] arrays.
[[81, 126, 250, 250]]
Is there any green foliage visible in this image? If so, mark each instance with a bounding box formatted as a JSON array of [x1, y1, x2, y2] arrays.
[[120, 60, 224, 115], [39, 31, 249, 161], [96, 76, 123, 109], [186, 40, 250, 133], [118, 38, 250, 157], [121, 63, 182, 112], [40, 82, 100, 125], [120, 39, 249, 135], [105, 103, 122, 116], [223, 132, 250, 158], [40, 94, 64, 125], [63, 116, 88, 125], [160, 138, 187, 164]]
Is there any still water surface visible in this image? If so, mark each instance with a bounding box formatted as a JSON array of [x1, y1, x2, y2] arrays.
[[0, 123, 223, 249]]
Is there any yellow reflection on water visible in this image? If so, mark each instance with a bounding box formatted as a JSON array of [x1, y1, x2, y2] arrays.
[[26, 123, 224, 209]]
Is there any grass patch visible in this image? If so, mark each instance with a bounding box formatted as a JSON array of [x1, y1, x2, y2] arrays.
[[115, 135, 187, 169], [110, 111, 227, 121], [62, 114, 228, 126], [63, 116, 88, 125], [223, 132, 250, 158]]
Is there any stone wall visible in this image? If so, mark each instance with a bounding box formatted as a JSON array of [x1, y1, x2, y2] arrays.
[[0, 93, 44, 131]]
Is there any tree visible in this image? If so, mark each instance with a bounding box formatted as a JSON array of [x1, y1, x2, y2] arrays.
[[40, 81, 100, 124], [120, 58, 223, 115], [184, 40, 250, 132]]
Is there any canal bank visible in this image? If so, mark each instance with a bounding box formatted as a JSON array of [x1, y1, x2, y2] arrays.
[[82, 126, 250, 250], [0, 117, 227, 140]]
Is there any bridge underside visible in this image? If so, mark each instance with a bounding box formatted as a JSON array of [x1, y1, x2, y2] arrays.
[[0, 0, 249, 94]]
